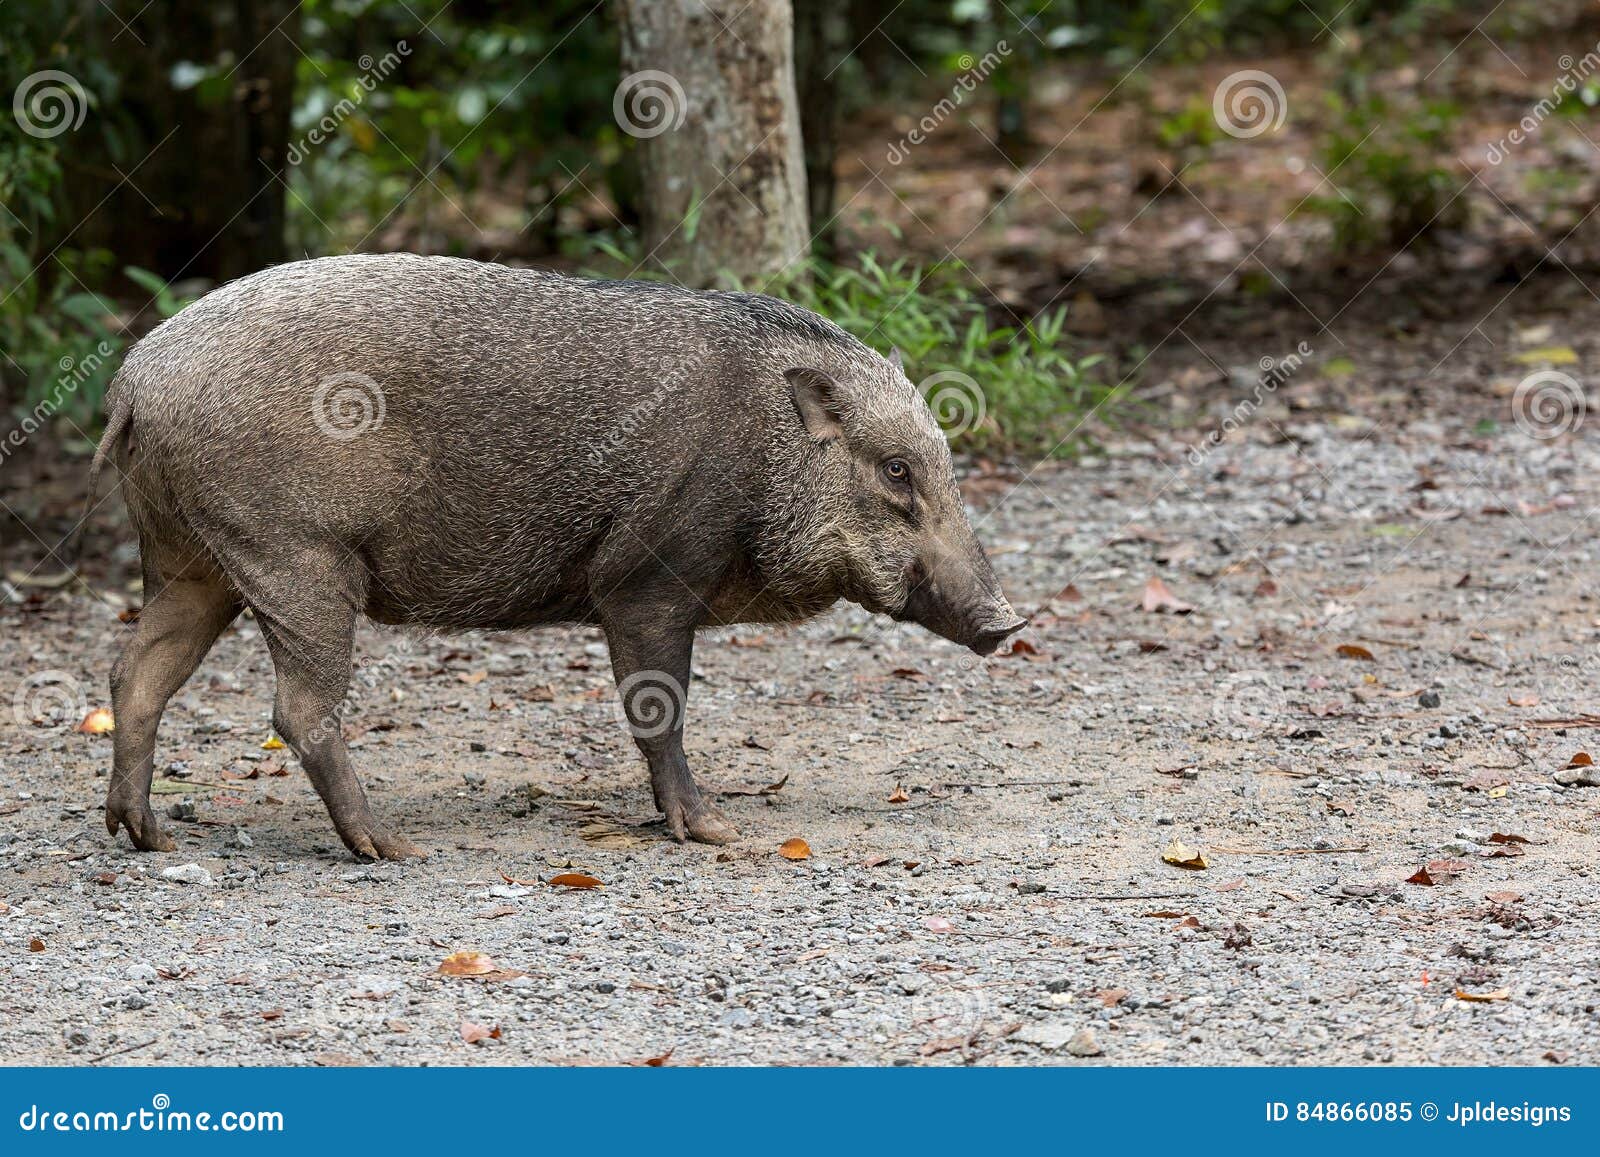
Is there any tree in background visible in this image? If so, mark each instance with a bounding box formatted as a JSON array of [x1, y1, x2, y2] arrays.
[[616, 0, 810, 288]]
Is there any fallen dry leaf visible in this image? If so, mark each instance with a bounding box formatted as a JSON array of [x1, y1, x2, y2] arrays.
[[548, 872, 603, 889], [1407, 858, 1473, 886], [76, 707, 115, 735], [260, 735, 285, 751], [1173, 915, 1201, 930], [1141, 576, 1194, 614], [1095, 988, 1129, 1007], [459, 1020, 501, 1044], [1326, 799, 1356, 816], [778, 837, 811, 861], [438, 951, 496, 976], [1488, 832, 1530, 844], [862, 854, 892, 868], [474, 905, 517, 920], [886, 784, 910, 804], [1462, 771, 1509, 793], [1506, 694, 1540, 708], [1485, 890, 1522, 905], [1454, 987, 1511, 1003], [1335, 643, 1375, 661], [1566, 752, 1593, 768], [28, 938, 45, 952], [1252, 577, 1279, 597], [1161, 838, 1209, 870], [720, 774, 789, 797], [458, 670, 488, 685]]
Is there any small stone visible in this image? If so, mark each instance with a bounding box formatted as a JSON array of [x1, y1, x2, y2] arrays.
[[719, 1007, 757, 1029], [1066, 1027, 1103, 1057], [1418, 690, 1441, 708], [1045, 978, 1072, 994], [125, 963, 160, 983], [122, 993, 150, 1010], [160, 863, 214, 887], [167, 800, 197, 822], [1015, 1022, 1074, 1050], [1015, 881, 1046, 895], [595, 981, 616, 994]]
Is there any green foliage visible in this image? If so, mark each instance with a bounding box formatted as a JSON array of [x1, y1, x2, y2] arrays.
[[762, 257, 1115, 458], [1302, 91, 1463, 253]]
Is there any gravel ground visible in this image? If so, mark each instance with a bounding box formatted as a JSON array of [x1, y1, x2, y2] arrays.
[[4, 393, 1600, 1066]]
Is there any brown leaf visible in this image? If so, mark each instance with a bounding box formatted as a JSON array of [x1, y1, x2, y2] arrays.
[[890, 667, 927, 681], [458, 670, 488, 685], [1481, 844, 1525, 858], [778, 837, 811, 861], [260, 1009, 284, 1021], [1485, 890, 1522, 905], [721, 774, 788, 796], [1094, 988, 1129, 1007], [1462, 771, 1509, 793], [1408, 858, 1472, 886], [1001, 638, 1041, 658], [474, 904, 518, 920], [861, 854, 892, 868], [438, 951, 496, 977], [1488, 832, 1530, 844], [28, 938, 45, 952], [500, 870, 539, 886], [459, 1020, 501, 1044], [1252, 578, 1279, 597], [1566, 751, 1593, 768], [1173, 916, 1201, 930], [1161, 838, 1209, 870], [637, 1048, 674, 1067], [548, 872, 603, 889], [1335, 643, 1375, 661], [1055, 584, 1083, 602], [1326, 800, 1357, 816], [886, 784, 910, 804], [76, 707, 115, 734], [1454, 987, 1511, 1003], [1141, 576, 1194, 614]]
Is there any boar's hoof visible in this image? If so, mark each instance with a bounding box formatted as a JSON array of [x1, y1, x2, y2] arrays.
[[663, 799, 740, 846], [344, 827, 428, 862], [105, 796, 177, 853]]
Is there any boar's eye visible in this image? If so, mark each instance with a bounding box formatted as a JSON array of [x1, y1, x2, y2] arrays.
[[882, 458, 912, 488]]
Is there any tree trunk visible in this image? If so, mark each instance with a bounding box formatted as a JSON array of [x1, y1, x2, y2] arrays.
[[793, 0, 842, 261], [616, 0, 810, 288], [61, 0, 298, 288]]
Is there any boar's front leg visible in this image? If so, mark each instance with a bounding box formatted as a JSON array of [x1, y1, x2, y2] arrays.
[[601, 612, 739, 845]]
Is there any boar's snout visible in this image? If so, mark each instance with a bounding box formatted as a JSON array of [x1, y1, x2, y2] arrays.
[[897, 558, 1027, 656]]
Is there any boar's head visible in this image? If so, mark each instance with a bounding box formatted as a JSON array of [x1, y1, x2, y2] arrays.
[[784, 357, 1026, 656]]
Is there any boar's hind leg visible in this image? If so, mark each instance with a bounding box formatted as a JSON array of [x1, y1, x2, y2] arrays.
[[603, 615, 740, 846], [107, 576, 241, 851], [256, 597, 425, 862]]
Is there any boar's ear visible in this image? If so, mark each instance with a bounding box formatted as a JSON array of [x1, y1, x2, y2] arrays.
[[887, 347, 904, 374], [785, 367, 846, 442]]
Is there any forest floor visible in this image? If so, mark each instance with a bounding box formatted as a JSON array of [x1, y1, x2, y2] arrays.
[[3, 281, 1599, 1065]]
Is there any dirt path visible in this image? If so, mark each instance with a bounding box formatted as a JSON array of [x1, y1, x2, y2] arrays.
[[4, 374, 1598, 1066]]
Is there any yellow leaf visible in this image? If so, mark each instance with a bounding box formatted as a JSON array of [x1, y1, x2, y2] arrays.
[[1162, 838, 1209, 870], [1454, 987, 1511, 1002], [1512, 345, 1578, 365], [437, 951, 496, 977], [779, 837, 811, 861], [261, 735, 285, 750], [76, 707, 115, 734]]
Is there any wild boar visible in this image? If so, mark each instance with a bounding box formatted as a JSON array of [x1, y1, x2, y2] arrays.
[[91, 254, 1025, 859]]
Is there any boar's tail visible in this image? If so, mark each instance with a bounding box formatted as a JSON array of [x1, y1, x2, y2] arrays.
[[74, 382, 133, 573]]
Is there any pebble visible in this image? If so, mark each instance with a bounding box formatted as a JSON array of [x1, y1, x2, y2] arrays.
[[160, 863, 214, 887], [1066, 1027, 1104, 1057]]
